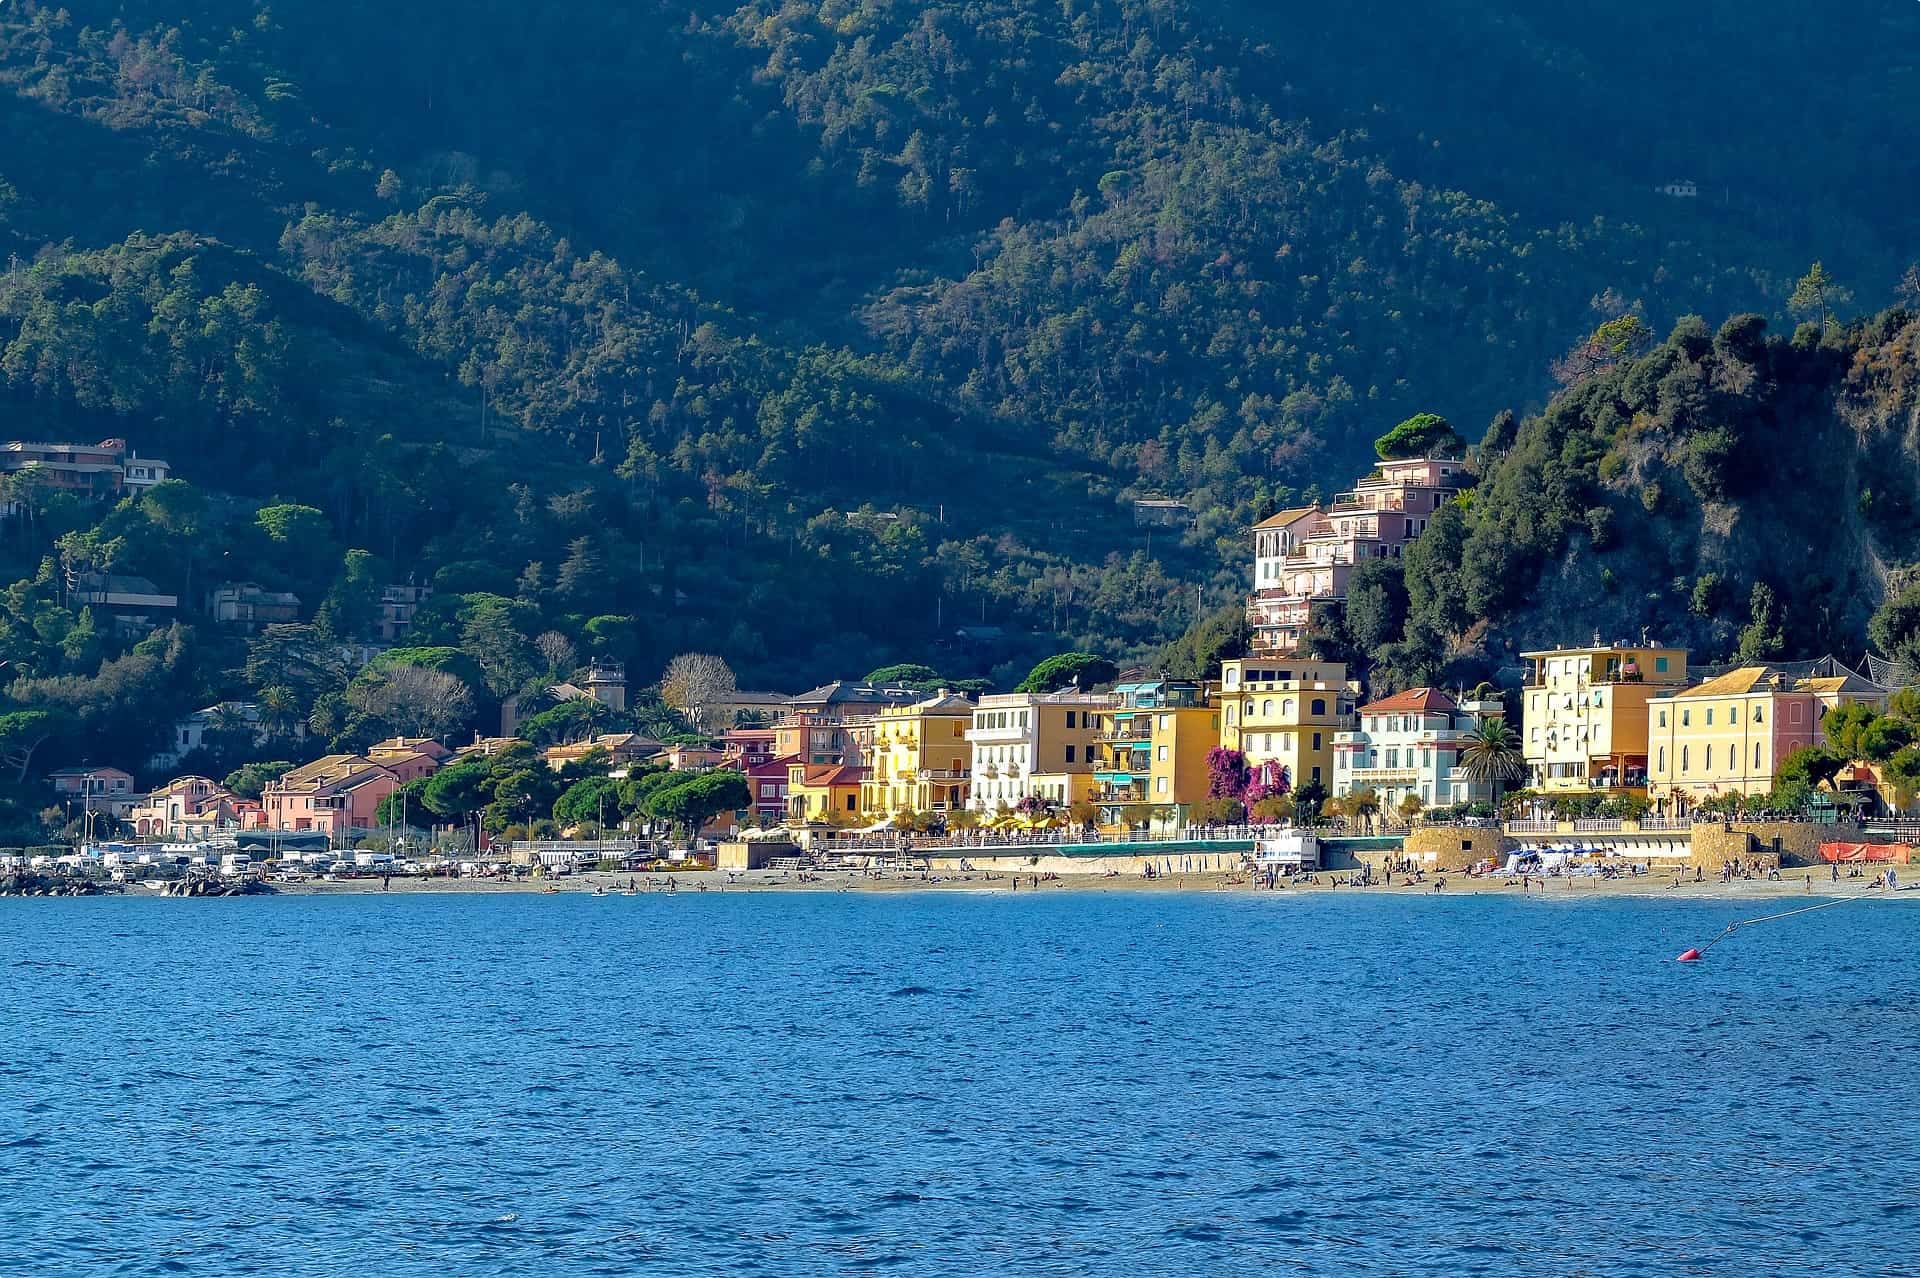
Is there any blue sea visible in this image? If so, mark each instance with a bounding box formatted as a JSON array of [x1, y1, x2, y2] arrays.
[[3, 890, 1917, 1276]]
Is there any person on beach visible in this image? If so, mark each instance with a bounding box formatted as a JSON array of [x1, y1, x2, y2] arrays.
[[382, 872, 390, 891]]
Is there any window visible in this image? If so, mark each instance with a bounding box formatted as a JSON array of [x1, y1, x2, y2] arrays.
[[1065, 745, 1076, 764], [1311, 766, 1322, 783], [1064, 711, 1075, 728], [1311, 699, 1326, 716], [1655, 657, 1669, 673], [1753, 704, 1764, 724], [1657, 709, 1667, 727], [1156, 745, 1168, 762], [1682, 709, 1691, 727], [1657, 747, 1666, 772], [1705, 744, 1714, 772], [1681, 746, 1689, 773], [1157, 714, 1170, 731], [1312, 732, 1322, 750], [1706, 708, 1714, 726], [1262, 699, 1273, 716], [1226, 705, 1237, 725], [1754, 742, 1762, 768], [1155, 777, 1168, 795], [1730, 706, 1739, 725]]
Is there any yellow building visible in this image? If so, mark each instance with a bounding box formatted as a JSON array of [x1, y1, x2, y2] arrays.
[[785, 763, 866, 824], [1647, 666, 1887, 810], [1522, 643, 1689, 792], [1092, 680, 1218, 828], [1217, 657, 1354, 791], [859, 693, 974, 817], [965, 691, 1112, 814]]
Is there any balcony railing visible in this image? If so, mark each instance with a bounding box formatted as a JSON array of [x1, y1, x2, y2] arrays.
[[919, 768, 969, 782]]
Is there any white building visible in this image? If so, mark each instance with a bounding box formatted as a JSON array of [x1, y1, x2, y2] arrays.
[[965, 691, 1112, 814], [1332, 688, 1504, 813]]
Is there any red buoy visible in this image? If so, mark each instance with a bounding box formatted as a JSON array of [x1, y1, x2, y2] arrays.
[[1676, 948, 1702, 962]]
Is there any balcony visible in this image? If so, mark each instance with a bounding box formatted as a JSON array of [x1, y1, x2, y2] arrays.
[[919, 768, 969, 782], [1352, 766, 1419, 784], [1094, 729, 1149, 743]]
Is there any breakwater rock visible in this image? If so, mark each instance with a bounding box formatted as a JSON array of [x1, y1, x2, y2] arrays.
[[159, 877, 277, 897], [0, 872, 121, 897]]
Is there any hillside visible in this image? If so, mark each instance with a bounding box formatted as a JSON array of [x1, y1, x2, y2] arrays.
[[1, 0, 1918, 836], [1314, 308, 1920, 692]]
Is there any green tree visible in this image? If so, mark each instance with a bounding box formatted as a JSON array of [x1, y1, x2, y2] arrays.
[[643, 770, 751, 840], [554, 774, 622, 827], [1457, 719, 1527, 804], [1015, 652, 1117, 693], [1374, 412, 1466, 460], [222, 759, 295, 800], [1788, 262, 1851, 333], [1822, 703, 1880, 761]]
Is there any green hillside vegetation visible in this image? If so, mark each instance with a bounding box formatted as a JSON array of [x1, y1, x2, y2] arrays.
[[1304, 307, 1920, 691], [1, 1, 1917, 841]]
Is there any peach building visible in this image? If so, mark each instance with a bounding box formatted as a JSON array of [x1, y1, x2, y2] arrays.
[[261, 755, 400, 839], [1646, 666, 1888, 810], [1247, 456, 1469, 653]]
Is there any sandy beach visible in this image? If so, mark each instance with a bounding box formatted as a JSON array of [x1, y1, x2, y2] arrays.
[[279, 864, 1920, 901]]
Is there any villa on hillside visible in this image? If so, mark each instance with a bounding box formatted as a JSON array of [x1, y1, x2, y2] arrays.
[[1247, 456, 1468, 653]]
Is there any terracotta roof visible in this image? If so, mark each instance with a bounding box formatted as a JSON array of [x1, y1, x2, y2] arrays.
[[1671, 667, 1775, 698], [798, 764, 865, 787], [1359, 687, 1458, 715], [1252, 505, 1321, 531], [272, 754, 391, 791]]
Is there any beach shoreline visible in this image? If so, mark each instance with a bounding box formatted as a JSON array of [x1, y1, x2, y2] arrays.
[[271, 865, 1919, 901]]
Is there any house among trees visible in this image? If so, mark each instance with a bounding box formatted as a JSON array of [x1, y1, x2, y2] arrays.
[[206, 583, 302, 633], [68, 572, 178, 635]]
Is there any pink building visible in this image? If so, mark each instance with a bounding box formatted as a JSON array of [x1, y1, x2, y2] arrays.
[[262, 755, 400, 839], [1248, 456, 1468, 653], [743, 753, 798, 825], [130, 776, 247, 840]]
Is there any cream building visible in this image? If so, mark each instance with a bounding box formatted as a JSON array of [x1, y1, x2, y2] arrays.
[[1646, 666, 1887, 809], [965, 691, 1112, 814], [1522, 643, 1690, 792]]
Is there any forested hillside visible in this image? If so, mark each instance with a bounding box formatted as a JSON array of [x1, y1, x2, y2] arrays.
[[1, 0, 1917, 835]]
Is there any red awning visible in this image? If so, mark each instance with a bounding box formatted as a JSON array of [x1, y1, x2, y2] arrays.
[[1819, 842, 1907, 863]]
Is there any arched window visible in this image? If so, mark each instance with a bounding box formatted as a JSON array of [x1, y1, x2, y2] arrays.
[[1312, 699, 1326, 715], [1705, 744, 1714, 772], [1754, 742, 1762, 768], [1657, 747, 1666, 772], [1681, 745, 1690, 773], [1261, 699, 1273, 716]]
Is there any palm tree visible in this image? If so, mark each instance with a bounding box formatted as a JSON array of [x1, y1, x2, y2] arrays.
[[1459, 719, 1527, 806]]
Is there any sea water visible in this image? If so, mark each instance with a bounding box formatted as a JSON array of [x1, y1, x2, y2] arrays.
[[2, 890, 1916, 1276]]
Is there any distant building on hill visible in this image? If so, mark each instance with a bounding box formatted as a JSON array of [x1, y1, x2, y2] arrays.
[[206, 583, 302, 633], [0, 438, 170, 512], [1654, 179, 1698, 198], [1246, 456, 1468, 653], [1132, 498, 1193, 527], [68, 571, 177, 635]]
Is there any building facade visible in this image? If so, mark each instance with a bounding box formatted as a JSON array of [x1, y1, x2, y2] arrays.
[[965, 691, 1112, 814], [1092, 681, 1217, 827], [1217, 658, 1353, 791], [1332, 688, 1505, 813], [1522, 643, 1690, 793], [1247, 456, 1468, 653], [261, 755, 400, 839], [859, 693, 974, 817], [1646, 667, 1887, 810]]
